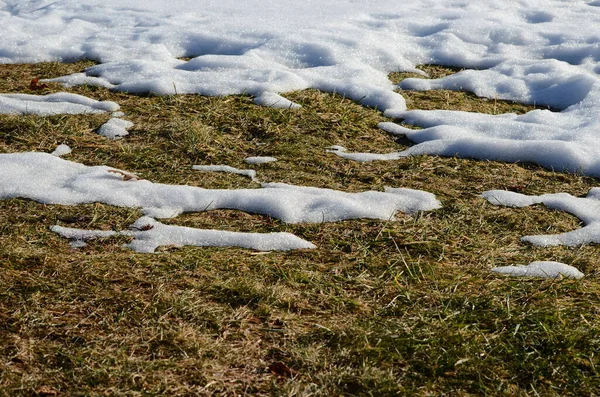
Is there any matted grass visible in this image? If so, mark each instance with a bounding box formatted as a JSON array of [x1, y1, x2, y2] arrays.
[[1, 61, 599, 396]]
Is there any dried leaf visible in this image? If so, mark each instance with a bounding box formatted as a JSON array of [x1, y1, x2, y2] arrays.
[[268, 361, 297, 377], [30, 77, 48, 90]]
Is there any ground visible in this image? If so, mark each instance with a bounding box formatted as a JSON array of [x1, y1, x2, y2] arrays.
[[1, 62, 599, 396]]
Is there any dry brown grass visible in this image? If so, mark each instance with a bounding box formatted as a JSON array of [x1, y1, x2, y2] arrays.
[[1, 61, 599, 396]]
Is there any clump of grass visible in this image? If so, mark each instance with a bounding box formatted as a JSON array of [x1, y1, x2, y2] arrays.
[[1, 61, 599, 396]]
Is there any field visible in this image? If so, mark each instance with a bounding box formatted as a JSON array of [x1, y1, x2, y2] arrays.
[[1, 61, 599, 396]]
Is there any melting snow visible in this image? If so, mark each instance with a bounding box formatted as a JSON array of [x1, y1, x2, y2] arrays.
[[51, 216, 316, 253], [0, 93, 119, 115], [3, 0, 600, 255], [327, 145, 403, 162], [97, 118, 134, 139], [192, 165, 257, 181], [492, 261, 584, 279], [0, 152, 441, 223], [3, 0, 598, 155], [51, 144, 72, 157], [244, 156, 278, 165], [482, 189, 600, 247], [2, 1, 600, 174]]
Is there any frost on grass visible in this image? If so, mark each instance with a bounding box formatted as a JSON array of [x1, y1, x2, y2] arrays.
[[0, 93, 119, 115], [192, 164, 257, 181], [51, 216, 316, 253], [482, 189, 600, 246], [492, 261, 584, 279], [0, 152, 441, 223], [97, 118, 134, 139]]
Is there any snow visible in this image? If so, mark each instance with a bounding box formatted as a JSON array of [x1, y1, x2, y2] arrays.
[[253, 92, 301, 109], [244, 156, 278, 165], [0, 152, 441, 223], [2, 1, 600, 254], [192, 165, 257, 181], [327, 145, 403, 163], [1, 1, 600, 173], [51, 144, 71, 157], [51, 216, 316, 253], [492, 261, 584, 279], [97, 118, 134, 139], [482, 189, 600, 247], [1, 0, 598, 156], [0, 93, 119, 115]]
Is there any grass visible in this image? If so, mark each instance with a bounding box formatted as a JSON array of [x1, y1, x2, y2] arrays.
[[1, 61, 600, 396]]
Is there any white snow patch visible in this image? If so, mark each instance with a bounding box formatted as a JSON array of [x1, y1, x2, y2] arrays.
[[51, 216, 316, 253], [492, 261, 584, 279], [327, 145, 404, 162], [390, 58, 600, 176], [244, 156, 278, 164], [482, 188, 600, 246], [51, 144, 72, 157], [0, 152, 441, 223], [192, 164, 257, 181], [253, 92, 301, 109], [0, 93, 119, 116], [43, 73, 117, 90], [97, 118, 134, 139], [1, 1, 600, 174]]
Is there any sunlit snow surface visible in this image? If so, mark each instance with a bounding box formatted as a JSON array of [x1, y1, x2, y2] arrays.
[[0, 152, 440, 251], [3, 1, 600, 251], [0, 92, 119, 115], [492, 261, 584, 279], [51, 216, 316, 253], [0, 152, 441, 222], [244, 156, 278, 165], [482, 189, 600, 247], [97, 118, 134, 139], [51, 144, 71, 157], [1, 0, 597, 174], [2, 1, 600, 170]]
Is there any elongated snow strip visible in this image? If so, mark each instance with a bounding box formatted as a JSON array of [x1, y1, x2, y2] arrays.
[[0, 152, 441, 223], [51, 216, 316, 253]]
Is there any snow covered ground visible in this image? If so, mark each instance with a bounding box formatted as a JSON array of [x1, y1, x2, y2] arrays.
[[0, 152, 441, 251], [2, 0, 600, 175], [1, 0, 600, 258]]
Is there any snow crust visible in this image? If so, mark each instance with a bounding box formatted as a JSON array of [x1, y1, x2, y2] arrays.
[[0, 152, 441, 223], [244, 156, 277, 165], [192, 165, 257, 181], [385, 57, 600, 176], [327, 146, 403, 162], [482, 189, 600, 247], [3, 0, 599, 142], [97, 118, 134, 139], [51, 144, 71, 157], [51, 216, 316, 253], [0, 93, 119, 115], [492, 261, 584, 279]]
